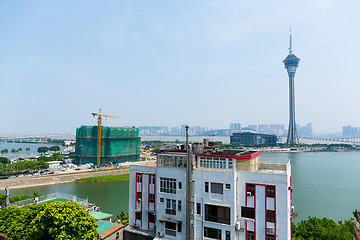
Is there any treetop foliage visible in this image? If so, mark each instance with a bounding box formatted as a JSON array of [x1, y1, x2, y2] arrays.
[[292, 217, 355, 240], [0, 201, 98, 240]]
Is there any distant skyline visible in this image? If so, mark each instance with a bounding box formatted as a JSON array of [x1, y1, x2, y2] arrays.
[[1, 1, 360, 135]]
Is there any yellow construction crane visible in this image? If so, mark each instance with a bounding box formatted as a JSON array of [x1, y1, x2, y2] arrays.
[[92, 108, 120, 165]]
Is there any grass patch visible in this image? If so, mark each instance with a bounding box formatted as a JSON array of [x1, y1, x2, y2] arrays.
[[75, 174, 129, 182]]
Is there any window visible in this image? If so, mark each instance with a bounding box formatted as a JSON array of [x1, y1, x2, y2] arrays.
[[199, 157, 228, 169], [226, 184, 231, 190], [226, 231, 230, 240], [137, 192, 142, 201], [137, 174, 142, 183], [267, 210, 275, 223], [178, 200, 182, 212], [165, 221, 176, 237], [178, 222, 182, 232], [247, 184, 255, 195], [205, 204, 230, 225], [197, 203, 201, 215], [160, 198, 164, 203], [178, 182, 182, 190], [204, 227, 221, 240], [205, 182, 209, 193], [135, 211, 142, 220], [211, 183, 223, 194], [228, 159, 233, 169], [148, 213, 155, 223], [267, 234, 275, 240], [267, 185, 275, 198], [149, 193, 155, 203], [150, 175, 155, 184], [160, 178, 176, 194], [241, 206, 255, 219], [247, 231, 255, 240], [166, 199, 176, 215]]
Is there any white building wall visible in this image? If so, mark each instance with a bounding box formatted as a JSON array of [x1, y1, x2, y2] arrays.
[[238, 169, 291, 240], [193, 169, 236, 240], [155, 166, 187, 239], [128, 164, 156, 230]]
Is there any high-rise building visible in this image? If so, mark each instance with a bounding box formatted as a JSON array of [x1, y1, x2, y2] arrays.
[[343, 125, 359, 137], [230, 123, 242, 131], [298, 123, 313, 137], [125, 141, 293, 240], [283, 31, 300, 144], [75, 125, 140, 165]]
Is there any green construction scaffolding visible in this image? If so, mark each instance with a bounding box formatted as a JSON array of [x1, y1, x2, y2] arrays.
[[75, 125, 140, 165]]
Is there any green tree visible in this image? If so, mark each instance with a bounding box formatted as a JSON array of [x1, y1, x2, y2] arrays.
[[0, 157, 10, 165], [50, 145, 61, 152], [0, 201, 98, 240], [292, 217, 354, 240], [1, 149, 8, 156], [116, 211, 129, 224], [37, 147, 49, 155]]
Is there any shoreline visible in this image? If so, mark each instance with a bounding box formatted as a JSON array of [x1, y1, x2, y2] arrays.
[[0, 169, 130, 190]]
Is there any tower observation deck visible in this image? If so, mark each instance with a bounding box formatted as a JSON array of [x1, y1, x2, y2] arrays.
[[283, 31, 300, 144]]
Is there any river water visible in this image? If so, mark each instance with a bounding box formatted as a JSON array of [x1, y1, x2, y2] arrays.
[[1, 151, 360, 223], [0, 142, 64, 158]]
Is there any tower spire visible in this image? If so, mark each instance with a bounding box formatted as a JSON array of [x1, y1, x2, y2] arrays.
[[289, 28, 293, 54]]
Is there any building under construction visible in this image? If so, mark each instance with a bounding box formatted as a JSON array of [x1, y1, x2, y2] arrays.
[[75, 125, 140, 165]]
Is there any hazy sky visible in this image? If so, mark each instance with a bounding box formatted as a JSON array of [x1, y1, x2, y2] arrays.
[[1, 0, 359, 135]]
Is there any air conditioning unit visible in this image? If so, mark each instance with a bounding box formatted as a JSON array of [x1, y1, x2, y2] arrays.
[[266, 227, 274, 234], [247, 192, 252, 196]]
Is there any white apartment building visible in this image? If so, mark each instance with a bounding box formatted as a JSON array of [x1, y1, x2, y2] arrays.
[[127, 147, 292, 240]]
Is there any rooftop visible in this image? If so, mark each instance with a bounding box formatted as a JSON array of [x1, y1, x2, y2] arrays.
[[98, 221, 124, 238], [89, 211, 113, 220], [199, 149, 261, 159], [96, 220, 116, 234]]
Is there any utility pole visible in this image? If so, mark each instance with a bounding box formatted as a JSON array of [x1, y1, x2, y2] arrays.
[[185, 126, 193, 240]]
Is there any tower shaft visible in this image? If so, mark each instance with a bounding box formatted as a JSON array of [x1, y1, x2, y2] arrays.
[[286, 71, 299, 144], [283, 31, 300, 144]]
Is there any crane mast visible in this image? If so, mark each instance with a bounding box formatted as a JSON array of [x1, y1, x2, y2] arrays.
[[92, 108, 119, 165]]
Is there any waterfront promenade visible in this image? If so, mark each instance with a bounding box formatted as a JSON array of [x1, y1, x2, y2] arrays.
[[0, 168, 129, 189]]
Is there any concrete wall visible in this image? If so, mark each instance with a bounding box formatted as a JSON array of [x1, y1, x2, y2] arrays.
[[0, 169, 128, 189]]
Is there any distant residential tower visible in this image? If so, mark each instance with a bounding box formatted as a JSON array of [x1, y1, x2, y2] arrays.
[[283, 31, 300, 144]]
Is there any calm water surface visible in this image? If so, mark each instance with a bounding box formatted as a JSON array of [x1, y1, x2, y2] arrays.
[[2, 151, 360, 222]]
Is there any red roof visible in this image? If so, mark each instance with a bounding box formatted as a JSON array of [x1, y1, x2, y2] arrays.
[[199, 151, 261, 160]]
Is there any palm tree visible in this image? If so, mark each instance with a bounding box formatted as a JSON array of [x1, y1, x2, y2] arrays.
[[11, 148, 17, 158], [1, 149, 8, 156], [18, 148, 22, 158]]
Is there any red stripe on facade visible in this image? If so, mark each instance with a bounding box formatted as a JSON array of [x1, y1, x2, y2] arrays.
[[245, 183, 248, 240], [274, 185, 277, 240], [265, 185, 268, 240], [254, 184, 256, 240], [141, 174, 143, 228], [245, 182, 277, 240], [148, 175, 150, 230], [198, 151, 261, 160]]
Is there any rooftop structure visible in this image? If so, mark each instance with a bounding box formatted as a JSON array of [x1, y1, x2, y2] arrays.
[[126, 141, 293, 240], [75, 125, 140, 165], [230, 131, 278, 146], [284, 30, 300, 144]]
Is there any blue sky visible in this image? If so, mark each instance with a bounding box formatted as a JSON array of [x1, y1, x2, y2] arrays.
[[1, 0, 359, 135]]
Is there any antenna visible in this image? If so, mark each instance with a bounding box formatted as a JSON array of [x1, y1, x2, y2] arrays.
[[289, 26, 293, 54]]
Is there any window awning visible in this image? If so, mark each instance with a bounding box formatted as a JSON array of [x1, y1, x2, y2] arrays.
[[158, 217, 182, 224]]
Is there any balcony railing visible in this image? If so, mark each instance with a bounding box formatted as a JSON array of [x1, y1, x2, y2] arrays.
[[8, 192, 88, 207]]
